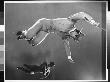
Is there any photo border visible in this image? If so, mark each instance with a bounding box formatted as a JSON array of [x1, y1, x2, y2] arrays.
[[4, 1, 108, 81]]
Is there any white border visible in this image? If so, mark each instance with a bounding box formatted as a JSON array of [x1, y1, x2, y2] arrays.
[[0, 25, 4, 71], [0, 45, 4, 51], [5, 1, 108, 3], [4, 1, 108, 81], [0, 25, 4, 31], [106, 2, 108, 81], [4, 1, 6, 81], [5, 80, 109, 82]]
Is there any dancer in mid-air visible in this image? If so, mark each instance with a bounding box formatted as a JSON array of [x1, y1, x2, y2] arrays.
[[16, 12, 103, 63]]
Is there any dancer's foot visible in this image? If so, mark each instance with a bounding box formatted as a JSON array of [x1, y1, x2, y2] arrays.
[[68, 59, 75, 63], [68, 56, 75, 63]]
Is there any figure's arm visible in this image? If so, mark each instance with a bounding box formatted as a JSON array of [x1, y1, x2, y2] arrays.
[[63, 39, 75, 63], [68, 12, 100, 28]]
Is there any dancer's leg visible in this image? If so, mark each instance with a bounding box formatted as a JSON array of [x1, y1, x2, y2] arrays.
[[29, 31, 49, 46], [63, 39, 75, 63]]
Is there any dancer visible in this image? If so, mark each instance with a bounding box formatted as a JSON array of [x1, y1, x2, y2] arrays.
[[16, 12, 102, 63]]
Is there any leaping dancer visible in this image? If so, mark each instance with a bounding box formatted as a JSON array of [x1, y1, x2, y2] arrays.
[[16, 12, 103, 63]]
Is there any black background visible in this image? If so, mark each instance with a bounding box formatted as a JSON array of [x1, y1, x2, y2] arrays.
[[0, 71, 4, 81]]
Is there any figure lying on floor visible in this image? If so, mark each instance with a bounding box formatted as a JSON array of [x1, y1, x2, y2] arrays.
[[17, 62, 55, 79]]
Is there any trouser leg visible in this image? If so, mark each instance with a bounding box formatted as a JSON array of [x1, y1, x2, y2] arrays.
[[63, 39, 75, 63], [28, 31, 49, 46]]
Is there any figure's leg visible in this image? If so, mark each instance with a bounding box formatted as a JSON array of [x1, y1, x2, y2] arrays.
[[25, 18, 45, 39], [17, 66, 31, 74], [16, 19, 44, 40], [29, 31, 49, 46], [63, 39, 75, 63], [17, 64, 43, 75]]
